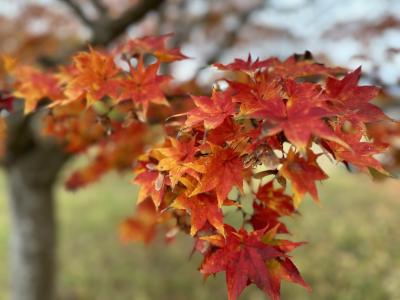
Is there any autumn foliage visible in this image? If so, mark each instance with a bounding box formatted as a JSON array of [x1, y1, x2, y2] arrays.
[[0, 34, 395, 300]]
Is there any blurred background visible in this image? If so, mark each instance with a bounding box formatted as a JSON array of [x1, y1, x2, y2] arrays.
[[1, 0, 400, 299]]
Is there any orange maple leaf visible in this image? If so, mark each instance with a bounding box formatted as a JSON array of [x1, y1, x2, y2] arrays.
[[63, 49, 121, 106], [155, 137, 197, 188], [118, 57, 170, 118], [8, 64, 62, 113], [115, 33, 188, 63]]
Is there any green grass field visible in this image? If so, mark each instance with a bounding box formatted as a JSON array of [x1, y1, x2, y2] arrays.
[[0, 165, 399, 300]]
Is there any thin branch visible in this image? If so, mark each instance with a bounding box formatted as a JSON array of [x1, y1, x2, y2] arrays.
[[190, 1, 265, 80], [91, 0, 166, 46], [40, 0, 165, 66], [90, 0, 108, 16], [58, 0, 94, 27], [205, 1, 265, 66]]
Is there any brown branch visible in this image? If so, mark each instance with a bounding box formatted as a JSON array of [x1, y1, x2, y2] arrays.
[[205, 1, 265, 66], [190, 1, 265, 80], [40, 0, 165, 66], [90, 0, 108, 16], [58, 0, 94, 27], [91, 0, 166, 46]]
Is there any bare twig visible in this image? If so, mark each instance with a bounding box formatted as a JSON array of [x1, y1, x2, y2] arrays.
[[90, 0, 108, 16], [190, 1, 265, 80], [40, 0, 165, 66], [58, 0, 94, 27], [205, 1, 265, 66], [91, 0, 166, 46], [58, 0, 165, 46]]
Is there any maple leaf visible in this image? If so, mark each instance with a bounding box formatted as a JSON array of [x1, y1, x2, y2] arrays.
[[206, 117, 242, 145], [65, 122, 146, 189], [189, 144, 244, 206], [229, 73, 284, 119], [9, 65, 62, 113], [250, 182, 296, 233], [326, 122, 388, 174], [172, 193, 224, 236], [255, 182, 295, 216], [118, 57, 170, 118], [115, 33, 188, 63], [134, 166, 166, 209], [266, 257, 311, 297], [65, 156, 108, 190], [325, 67, 388, 124], [184, 90, 236, 130], [214, 54, 277, 73], [63, 49, 121, 106], [251, 203, 290, 233], [200, 226, 281, 300], [266, 79, 345, 151], [44, 104, 107, 153], [119, 198, 159, 244], [268, 52, 346, 78], [155, 137, 197, 188], [279, 149, 328, 207], [201, 225, 308, 300]]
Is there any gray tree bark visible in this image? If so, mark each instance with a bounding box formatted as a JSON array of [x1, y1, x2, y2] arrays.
[[4, 110, 69, 300]]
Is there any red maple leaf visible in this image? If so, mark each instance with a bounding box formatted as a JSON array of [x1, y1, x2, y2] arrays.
[[266, 257, 311, 298], [326, 122, 388, 174], [119, 198, 159, 244], [268, 52, 346, 78], [266, 79, 344, 150], [251, 203, 290, 233], [251, 182, 296, 233], [255, 182, 295, 216], [184, 90, 236, 130], [229, 73, 284, 119], [172, 193, 224, 236], [214, 54, 277, 73], [134, 166, 166, 209], [200, 225, 309, 300], [206, 117, 242, 145], [325, 67, 388, 124], [279, 149, 328, 207]]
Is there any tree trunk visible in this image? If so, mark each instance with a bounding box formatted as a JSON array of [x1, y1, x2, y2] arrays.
[[7, 166, 57, 300], [4, 111, 69, 300]]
